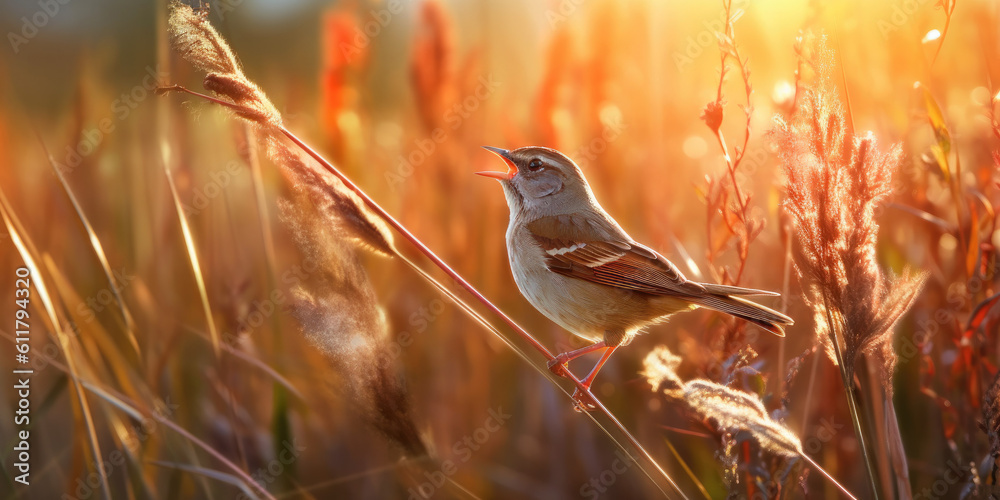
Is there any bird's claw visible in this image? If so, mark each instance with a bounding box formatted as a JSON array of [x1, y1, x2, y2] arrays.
[[547, 354, 571, 378], [547, 353, 598, 411], [571, 389, 597, 412]]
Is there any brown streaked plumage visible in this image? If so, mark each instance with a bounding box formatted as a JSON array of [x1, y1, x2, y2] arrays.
[[478, 145, 792, 407]]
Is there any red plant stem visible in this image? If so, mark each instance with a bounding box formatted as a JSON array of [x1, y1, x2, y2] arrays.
[[931, 0, 955, 66], [706, 0, 755, 286], [741, 441, 754, 497], [280, 130, 688, 495], [158, 89, 554, 358], [279, 127, 557, 360], [282, 125, 694, 498]]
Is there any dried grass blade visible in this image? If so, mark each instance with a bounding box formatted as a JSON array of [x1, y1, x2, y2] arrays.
[[0, 187, 112, 500], [182, 325, 304, 400], [887, 202, 955, 232], [662, 439, 712, 500], [162, 160, 221, 357], [242, 125, 296, 483], [279, 128, 688, 499], [80, 380, 276, 500], [42, 254, 139, 394], [37, 135, 140, 356], [823, 298, 880, 498], [278, 461, 410, 497], [669, 233, 703, 280], [396, 253, 689, 498], [148, 461, 263, 499]]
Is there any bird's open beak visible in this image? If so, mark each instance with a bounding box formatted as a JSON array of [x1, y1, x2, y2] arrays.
[[476, 146, 517, 180]]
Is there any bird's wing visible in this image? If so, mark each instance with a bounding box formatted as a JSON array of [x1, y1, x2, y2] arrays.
[[526, 213, 706, 296]]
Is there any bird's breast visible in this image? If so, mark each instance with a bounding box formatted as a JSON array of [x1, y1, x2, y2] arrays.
[[505, 225, 606, 342]]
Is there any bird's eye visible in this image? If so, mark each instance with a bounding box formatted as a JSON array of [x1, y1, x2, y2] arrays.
[[528, 158, 543, 170]]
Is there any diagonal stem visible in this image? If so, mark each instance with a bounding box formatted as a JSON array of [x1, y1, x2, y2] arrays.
[[158, 83, 690, 500], [799, 452, 859, 500], [277, 125, 689, 497], [823, 297, 881, 499]]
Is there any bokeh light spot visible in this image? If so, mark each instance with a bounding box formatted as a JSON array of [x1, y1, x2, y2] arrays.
[[683, 135, 708, 159]]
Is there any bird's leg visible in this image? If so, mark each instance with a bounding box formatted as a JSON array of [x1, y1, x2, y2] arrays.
[[546, 340, 607, 378], [571, 346, 618, 411], [579, 345, 618, 388]]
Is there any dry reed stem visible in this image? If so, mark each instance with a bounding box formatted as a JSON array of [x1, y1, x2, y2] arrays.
[[162, 153, 222, 357], [161, 3, 688, 497], [0, 333, 278, 500], [243, 124, 298, 487], [36, 134, 140, 356], [773, 35, 926, 499], [931, 0, 957, 65]]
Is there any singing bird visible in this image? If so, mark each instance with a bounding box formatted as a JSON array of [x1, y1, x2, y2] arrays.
[[477, 146, 792, 408]]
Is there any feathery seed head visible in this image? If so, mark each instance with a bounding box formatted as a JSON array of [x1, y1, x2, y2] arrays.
[[168, 2, 282, 128], [772, 35, 925, 393]]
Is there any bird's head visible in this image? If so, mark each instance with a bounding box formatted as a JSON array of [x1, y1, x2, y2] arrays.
[[477, 146, 596, 216]]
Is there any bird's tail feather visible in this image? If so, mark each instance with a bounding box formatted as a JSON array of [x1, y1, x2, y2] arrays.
[[692, 294, 793, 336]]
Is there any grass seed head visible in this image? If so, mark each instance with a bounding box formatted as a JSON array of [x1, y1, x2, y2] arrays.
[[772, 35, 925, 393], [644, 346, 802, 461], [168, 2, 282, 128]]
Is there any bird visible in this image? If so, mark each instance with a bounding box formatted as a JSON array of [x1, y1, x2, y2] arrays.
[[477, 145, 793, 409]]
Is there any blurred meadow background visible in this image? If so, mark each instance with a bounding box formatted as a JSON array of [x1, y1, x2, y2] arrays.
[[1, 0, 999, 498]]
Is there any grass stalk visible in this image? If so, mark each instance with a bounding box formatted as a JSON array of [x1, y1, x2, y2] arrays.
[[0, 339, 278, 500], [0, 188, 113, 500], [243, 123, 297, 490], [157, 84, 690, 499], [799, 452, 859, 499], [822, 298, 881, 499], [36, 134, 140, 357], [280, 123, 690, 499], [161, 159, 222, 357]]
